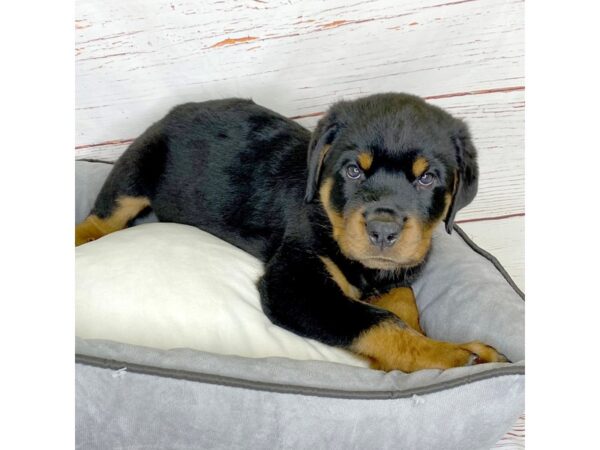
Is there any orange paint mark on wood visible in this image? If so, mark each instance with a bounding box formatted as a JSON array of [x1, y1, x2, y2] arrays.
[[288, 111, 325, 120], [424, 86, 524, 101], [75, 138, 134, 150], [319, 20, 349, 30], [455, 212, 524, 225], [210, 36, 258, 48]]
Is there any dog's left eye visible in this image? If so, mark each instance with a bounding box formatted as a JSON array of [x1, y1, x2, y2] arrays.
[[417, 172, 435, 186], [346, 164, 363, 179]]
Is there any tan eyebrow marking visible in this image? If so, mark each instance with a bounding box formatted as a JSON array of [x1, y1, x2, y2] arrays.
[[412, 157, 429, 177], [357, 152, 373, 171]]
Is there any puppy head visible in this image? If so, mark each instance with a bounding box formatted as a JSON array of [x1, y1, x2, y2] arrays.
[[305, 93, 478, 270]]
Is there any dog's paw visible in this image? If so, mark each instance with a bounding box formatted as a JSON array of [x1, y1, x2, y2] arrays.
[[460, 341, 510, 364]]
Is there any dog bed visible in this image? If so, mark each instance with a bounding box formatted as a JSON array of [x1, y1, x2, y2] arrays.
[[75, 160, 524, 450]]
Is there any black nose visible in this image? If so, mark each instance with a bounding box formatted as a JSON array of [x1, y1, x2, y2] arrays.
[[366, 220, 401, 248]]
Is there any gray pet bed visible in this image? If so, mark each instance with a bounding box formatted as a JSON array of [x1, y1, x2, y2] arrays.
[[75, 160, 524, 450]]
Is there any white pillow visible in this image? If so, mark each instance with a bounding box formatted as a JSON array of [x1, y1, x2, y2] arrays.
[[75, 222, 369, 368]]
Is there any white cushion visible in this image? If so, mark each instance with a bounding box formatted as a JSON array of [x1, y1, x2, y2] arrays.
[[75, 222, 369, 367]]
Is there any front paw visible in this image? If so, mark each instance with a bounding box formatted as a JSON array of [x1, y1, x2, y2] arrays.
[[354, 323, 487, 372], [461, 341, 510, 364]]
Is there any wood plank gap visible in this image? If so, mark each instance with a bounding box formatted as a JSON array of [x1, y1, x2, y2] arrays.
[[456, 212, 524, 224], [75, 138, 134, 150], [289, 86, 524, 120], [424, 85, 524, 100], [76, 85, 524, 149]]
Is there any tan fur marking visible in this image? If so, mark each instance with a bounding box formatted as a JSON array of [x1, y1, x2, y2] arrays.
[[319, 256, 361, 300], [412, 157, 429, 177], [319, 178, 345, 241], [338, 213, 439, 269], [352, 320, 509, 372], [319, 173, 450, 270], [351, 320, 475, 372], [75, 196, 151, 246], [323, 198, 437, 270], [397, 217, 430, 263], [338, 207, 368, 260], [369, 287, 423, 333], [357, 152, 373, 171], [461, 341, 509, 363]]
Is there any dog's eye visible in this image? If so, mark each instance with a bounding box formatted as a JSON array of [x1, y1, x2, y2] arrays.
[[346, 164, 363, 179], [417, 172, 435, 186]]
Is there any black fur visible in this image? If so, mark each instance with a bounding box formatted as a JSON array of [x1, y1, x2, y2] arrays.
[[87, 93, 478, 348]]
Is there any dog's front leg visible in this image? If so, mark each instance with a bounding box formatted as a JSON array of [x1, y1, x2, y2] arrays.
[[258, 242, 506, 372], [368, 287, 424, 334]]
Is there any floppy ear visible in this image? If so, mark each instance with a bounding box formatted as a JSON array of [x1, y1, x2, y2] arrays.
[[444, 121, 479, 233], [304, 120, 340, 203]]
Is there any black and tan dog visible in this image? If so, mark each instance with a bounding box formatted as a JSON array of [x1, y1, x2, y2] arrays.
[[76, 93, 508, 372]]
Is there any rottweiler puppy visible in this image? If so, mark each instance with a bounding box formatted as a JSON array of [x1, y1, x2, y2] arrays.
[[76, 93, 508, 372]]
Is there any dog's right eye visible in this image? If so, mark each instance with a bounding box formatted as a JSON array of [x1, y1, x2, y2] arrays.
[[346, 164, 363, 179]]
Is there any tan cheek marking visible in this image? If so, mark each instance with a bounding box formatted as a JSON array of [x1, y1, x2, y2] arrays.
[[357, 152, 373, 171], [397, 217, 424, 258], [75, 196, 151, 246], [391, 190, 455, 265], [399, 217, 421, 244], [319, 178, 345, 241], [383, 217, 430, 266], [338, 207, 371, 260], [412, 157, 428, 177], [319, 256, 361, 300], [319, 178, 373, 262], [411, 220, 434, 262]]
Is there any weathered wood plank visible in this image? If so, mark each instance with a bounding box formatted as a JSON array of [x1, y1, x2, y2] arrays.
[[459, 215, 524, 289], [493, 414, 525, 449], [432, 90, 524, 220], [76, 0, 524, 147]]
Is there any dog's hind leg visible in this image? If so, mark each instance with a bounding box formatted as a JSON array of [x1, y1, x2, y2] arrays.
[[75, 123, 167, 246], [75, 196, 151, 246]]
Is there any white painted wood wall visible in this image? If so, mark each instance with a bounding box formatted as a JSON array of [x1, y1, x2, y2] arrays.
[[76, 1, 524, 445]]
